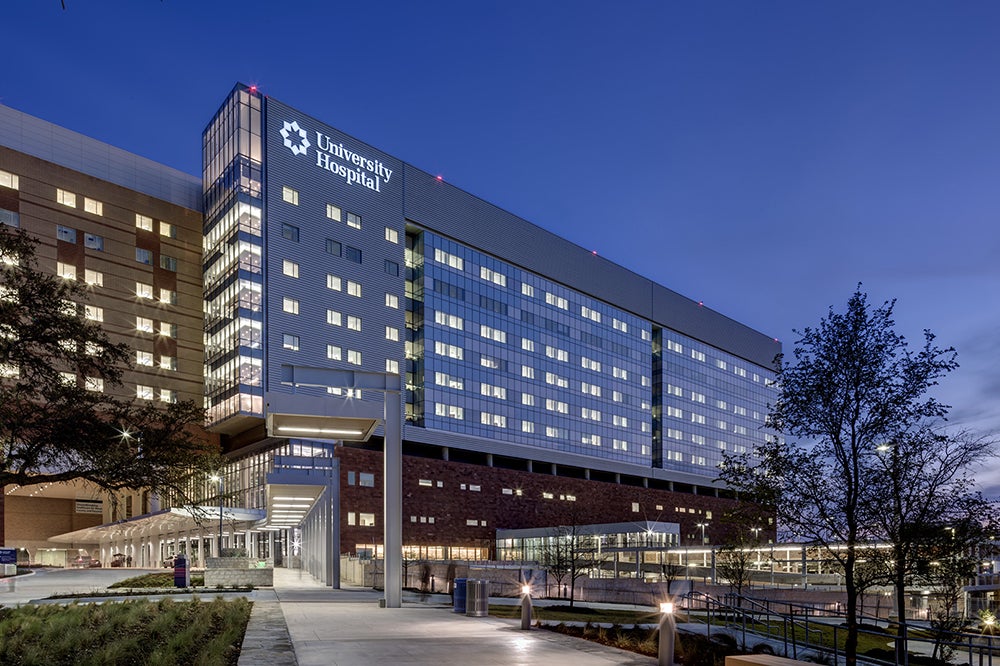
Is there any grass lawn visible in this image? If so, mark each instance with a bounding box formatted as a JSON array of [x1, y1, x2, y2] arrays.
[[0, 597, 251, 666]]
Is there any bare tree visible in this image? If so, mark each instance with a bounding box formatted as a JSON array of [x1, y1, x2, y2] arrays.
[[537, 524, 601, 608], [720, 288, 962, 666]]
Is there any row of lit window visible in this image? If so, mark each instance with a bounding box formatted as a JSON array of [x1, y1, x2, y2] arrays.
[[431, 340, 645, 385], [280, 188, 403, 247], [433, 401, 644, 435], [432, 248, 641, 338], [663, 338, 770, 385]]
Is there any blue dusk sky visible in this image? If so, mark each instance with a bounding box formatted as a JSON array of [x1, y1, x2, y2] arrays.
[[4, 2, 999, 495]]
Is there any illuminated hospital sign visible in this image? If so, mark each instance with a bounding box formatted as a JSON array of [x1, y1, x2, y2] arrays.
[[279, 119, 392, 193]]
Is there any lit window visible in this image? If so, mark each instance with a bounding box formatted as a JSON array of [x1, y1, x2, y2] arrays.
[[160, 355, 176, 371], [385, 227, 399, 243], [692, 434, 706, 445], [135, 214, 153, 231], [521, 338, 534, 352], [691, 391, 706, 403], [583, 434, 601, 446], [480, 324, 506, 343], [159, 255, 177, 271], [0, 169, 19, 190], [631, 502, 640, 513], [691, 413, 706, 424], [327, 310, 342, 326], [545, 346, 568, 362], [346, 212, 361, 229], [59, 372, 76, 386], [480, 412, 506, 428], [160, 322, 176, 337], [545, 399, 568, 414], [283, 260, 299, 277], [283, 334, 299, 351], [480, 266, 506, 287], [667, 340, 684, 354], [480, 355, 500, 369], [667, 384, 683, 397], [612, 318, 628, 333], [56, 189, 76, 208], [581, 407, 601, 421], [522, 421, 535, 433], [613, 391, 624, 402], [84, 198, 103, 216], [581, 356, 601, 372], [385, 326, 399, 341], [347, 281, 362, 297], [691, 349, 706, 362], [545, 292, 568, 309], [136, 316, 154, 333], [136, 385, 154, 400], [521, 283, 534, 297], [435, 403, 464, 419], [327, 274, 342, 291], [326, 345, 342, 360], [667, 406, 683, 419], [521, 393, 535, 406], [613, 366, 628, 380], [283, 297, 299, 314], [480, 383, 506, 400], [282, 186, 299, 205], [435, 372, 464, 390], [56, 261, 76, 280], [56, 225, 77, 243], [386, 359, 399, 373], [84, 269, 102, 286], [435, 311, 463, 329], [159, 288, 177, 305], [581, 306, 601, 322], [642, 329, 651, 341], [385, 293, 399, 309], [136, 351, 154, 367], [136, 282, 153, 299], [347, 350, 362, 365], [521, 365, 534, 379], [434, 341, 463, 360], [581, 382, 601, 397], [85, 377, 103, 392], [434, 248, 463, 270], [84, 305, 103, 322], [613, 415, 629, 427], [716, 359, 728, 370], [84, 233, 104, 251], [136, 248, 152, 265], [545, 372, 568, 388], [347, 315, 361, 331], [326, 204, 341, 221]]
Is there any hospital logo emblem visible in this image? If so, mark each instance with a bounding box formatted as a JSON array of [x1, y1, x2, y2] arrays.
[[280, 120, 310, 156]]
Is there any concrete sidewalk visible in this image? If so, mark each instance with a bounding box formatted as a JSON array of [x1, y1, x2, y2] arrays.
[[269, 567, 657, 666]]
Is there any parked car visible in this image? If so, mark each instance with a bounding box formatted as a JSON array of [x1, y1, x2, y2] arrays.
[[110, 553, 126, 567], [71, 555, 101, 568]]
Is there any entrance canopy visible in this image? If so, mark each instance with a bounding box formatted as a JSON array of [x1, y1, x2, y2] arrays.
[[48, 505, 266, 545]]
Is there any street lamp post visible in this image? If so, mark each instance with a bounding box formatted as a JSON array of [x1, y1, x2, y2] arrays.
[[659, 601, 676, 666]]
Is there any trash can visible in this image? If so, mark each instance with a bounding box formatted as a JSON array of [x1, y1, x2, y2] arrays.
[[453, 578, 468, 613], [173, 554, 189, 588], [465, 579, 489, 617]]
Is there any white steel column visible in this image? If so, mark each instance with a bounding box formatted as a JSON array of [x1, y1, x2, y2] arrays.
[[383, 389, 402, 608]]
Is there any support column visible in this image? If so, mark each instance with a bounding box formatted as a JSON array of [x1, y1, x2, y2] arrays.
[[384, 389, 402, 608], [330, 456, 341, 588]]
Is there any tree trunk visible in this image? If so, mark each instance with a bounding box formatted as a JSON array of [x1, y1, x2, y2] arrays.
[[844, 548, 859, 666], [894, 546, 908, 666]]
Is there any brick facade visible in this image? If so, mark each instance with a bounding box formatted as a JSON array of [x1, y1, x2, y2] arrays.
[[337, 447, 772, 555]]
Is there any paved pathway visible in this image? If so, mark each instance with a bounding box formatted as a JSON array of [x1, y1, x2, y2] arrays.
[[270, 568, 657, 666]]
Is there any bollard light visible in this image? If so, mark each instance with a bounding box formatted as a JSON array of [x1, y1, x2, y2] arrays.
[[658, 599, 676, 666], [520, 583, 533, 630]]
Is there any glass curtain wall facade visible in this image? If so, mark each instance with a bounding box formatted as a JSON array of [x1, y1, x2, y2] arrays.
[[202, 87, 264, 427]]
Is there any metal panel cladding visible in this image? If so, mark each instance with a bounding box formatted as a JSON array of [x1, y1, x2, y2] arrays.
[[262, 98, 406, 403]]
